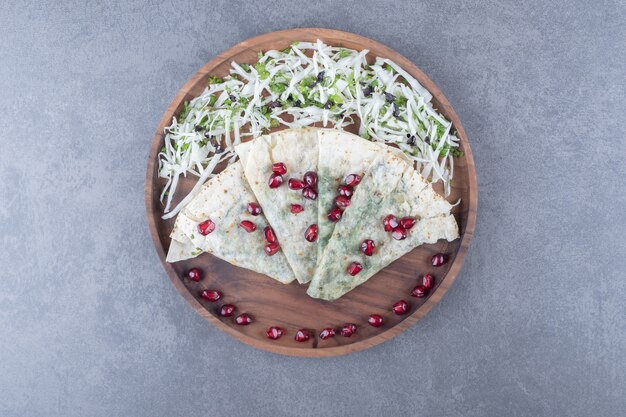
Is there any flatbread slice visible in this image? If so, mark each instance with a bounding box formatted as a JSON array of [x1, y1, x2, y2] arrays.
[[315, 129, 411, 269], [166, 163, 296, 284], [307, 155, 459, 300], [236, 128, 320, 284]]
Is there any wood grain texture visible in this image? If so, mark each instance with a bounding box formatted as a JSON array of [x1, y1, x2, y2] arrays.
[[145, 28, 477, 357]]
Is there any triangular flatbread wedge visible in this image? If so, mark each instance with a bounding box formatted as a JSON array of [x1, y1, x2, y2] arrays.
[[315, 129, 411, 269], [236, 128, 320, 284], [166, 163, 296, 284], [307, 154, 459, 300]]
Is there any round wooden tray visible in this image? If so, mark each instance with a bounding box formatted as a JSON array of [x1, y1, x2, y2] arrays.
[[145, 29, 477, 356]]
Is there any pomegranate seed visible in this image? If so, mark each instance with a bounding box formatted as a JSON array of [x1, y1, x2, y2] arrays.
[[219, 304, 235, 317], [200, 289, 222, 302], [410, 285, 428, 298], [264, 242, 280, 256], [347, 262, 363, 276], [383, 214, 398, 232], [319, 328, 336, 340], [431, 253, 447, 267], [340, 323, 357, 337], [305, 224, 318, 242], [400, 217, 416, 230], [422, 274, 435, 289], [294, 329, 311, 342], [302, 186, 317, 200], [264, 226, 277, 243], [247, 202, 262, 216], [198, 219, 216, 235], [186, 268, 202, 282], [360, 239, 375, 256], [235, 313, 253, 325], [272, 162, 287, 175], [335, 195, 351, 210], [288, 178, 305, 190], [368, 314, 383, 327], [327, 206, 342, 222], [344, 173, 362, 187], [392, 300, 410, 315], [266, 326, 284, 340], [239, 220, 257, 232], [268, 173, 283, 188], [290, 204, 304, 214], [391, 226, 407, 240], [303, 171, 318, 187], [337, 185, 353, 198]]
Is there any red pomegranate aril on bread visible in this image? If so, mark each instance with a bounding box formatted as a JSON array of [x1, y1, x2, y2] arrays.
[[337, 185, 353, 198], [360, 239, 375, 256], [290, 204, 304, 214], [268, 173, 284, 188], [264, 242, 280, 256], [335, 195, 351, 210], [344, 174, 361, 187], [383, 215, 398, 232], [198, 219, 215, 235], [303, 171, 318, 187], [391, 226, 407, 240], [239, 220, 257, 232], [327, 206, 342, 222], [347, 262, 363, 276], [288, 178, 305, 190], [247, 202, 262, 216], [302, 186, 318, 200], [264, 226, 277, 243], [304, 224, 318, 242], [400, 217, 416, 230], [272, 162, 287, 175]]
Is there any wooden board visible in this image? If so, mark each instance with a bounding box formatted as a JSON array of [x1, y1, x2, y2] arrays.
[[145, 28, 477, 356]]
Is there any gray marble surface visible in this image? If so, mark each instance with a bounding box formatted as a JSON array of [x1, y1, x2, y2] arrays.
[[1, 1, 625, 416]]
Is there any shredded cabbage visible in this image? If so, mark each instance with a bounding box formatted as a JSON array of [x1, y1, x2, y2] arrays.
[[158, 39, 462, 218]]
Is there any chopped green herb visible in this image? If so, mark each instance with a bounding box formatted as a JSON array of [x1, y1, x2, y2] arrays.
[[178, 101, 191, 120], [255, 62, 270, 80], [451, 148, 464, 157], [338, 49, 351, 58], [207, 75, 224, 84], [328, 93, 344, 104], [394, 96, 408, 107], [257, 51, 264, 59], [269, 82, 287, 94]]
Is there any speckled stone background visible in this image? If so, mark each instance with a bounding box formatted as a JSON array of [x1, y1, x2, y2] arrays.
[[1, 1, 625, 416]]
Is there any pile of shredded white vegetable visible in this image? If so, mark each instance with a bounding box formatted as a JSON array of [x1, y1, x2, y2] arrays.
[[159, 40, 462, 219]]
